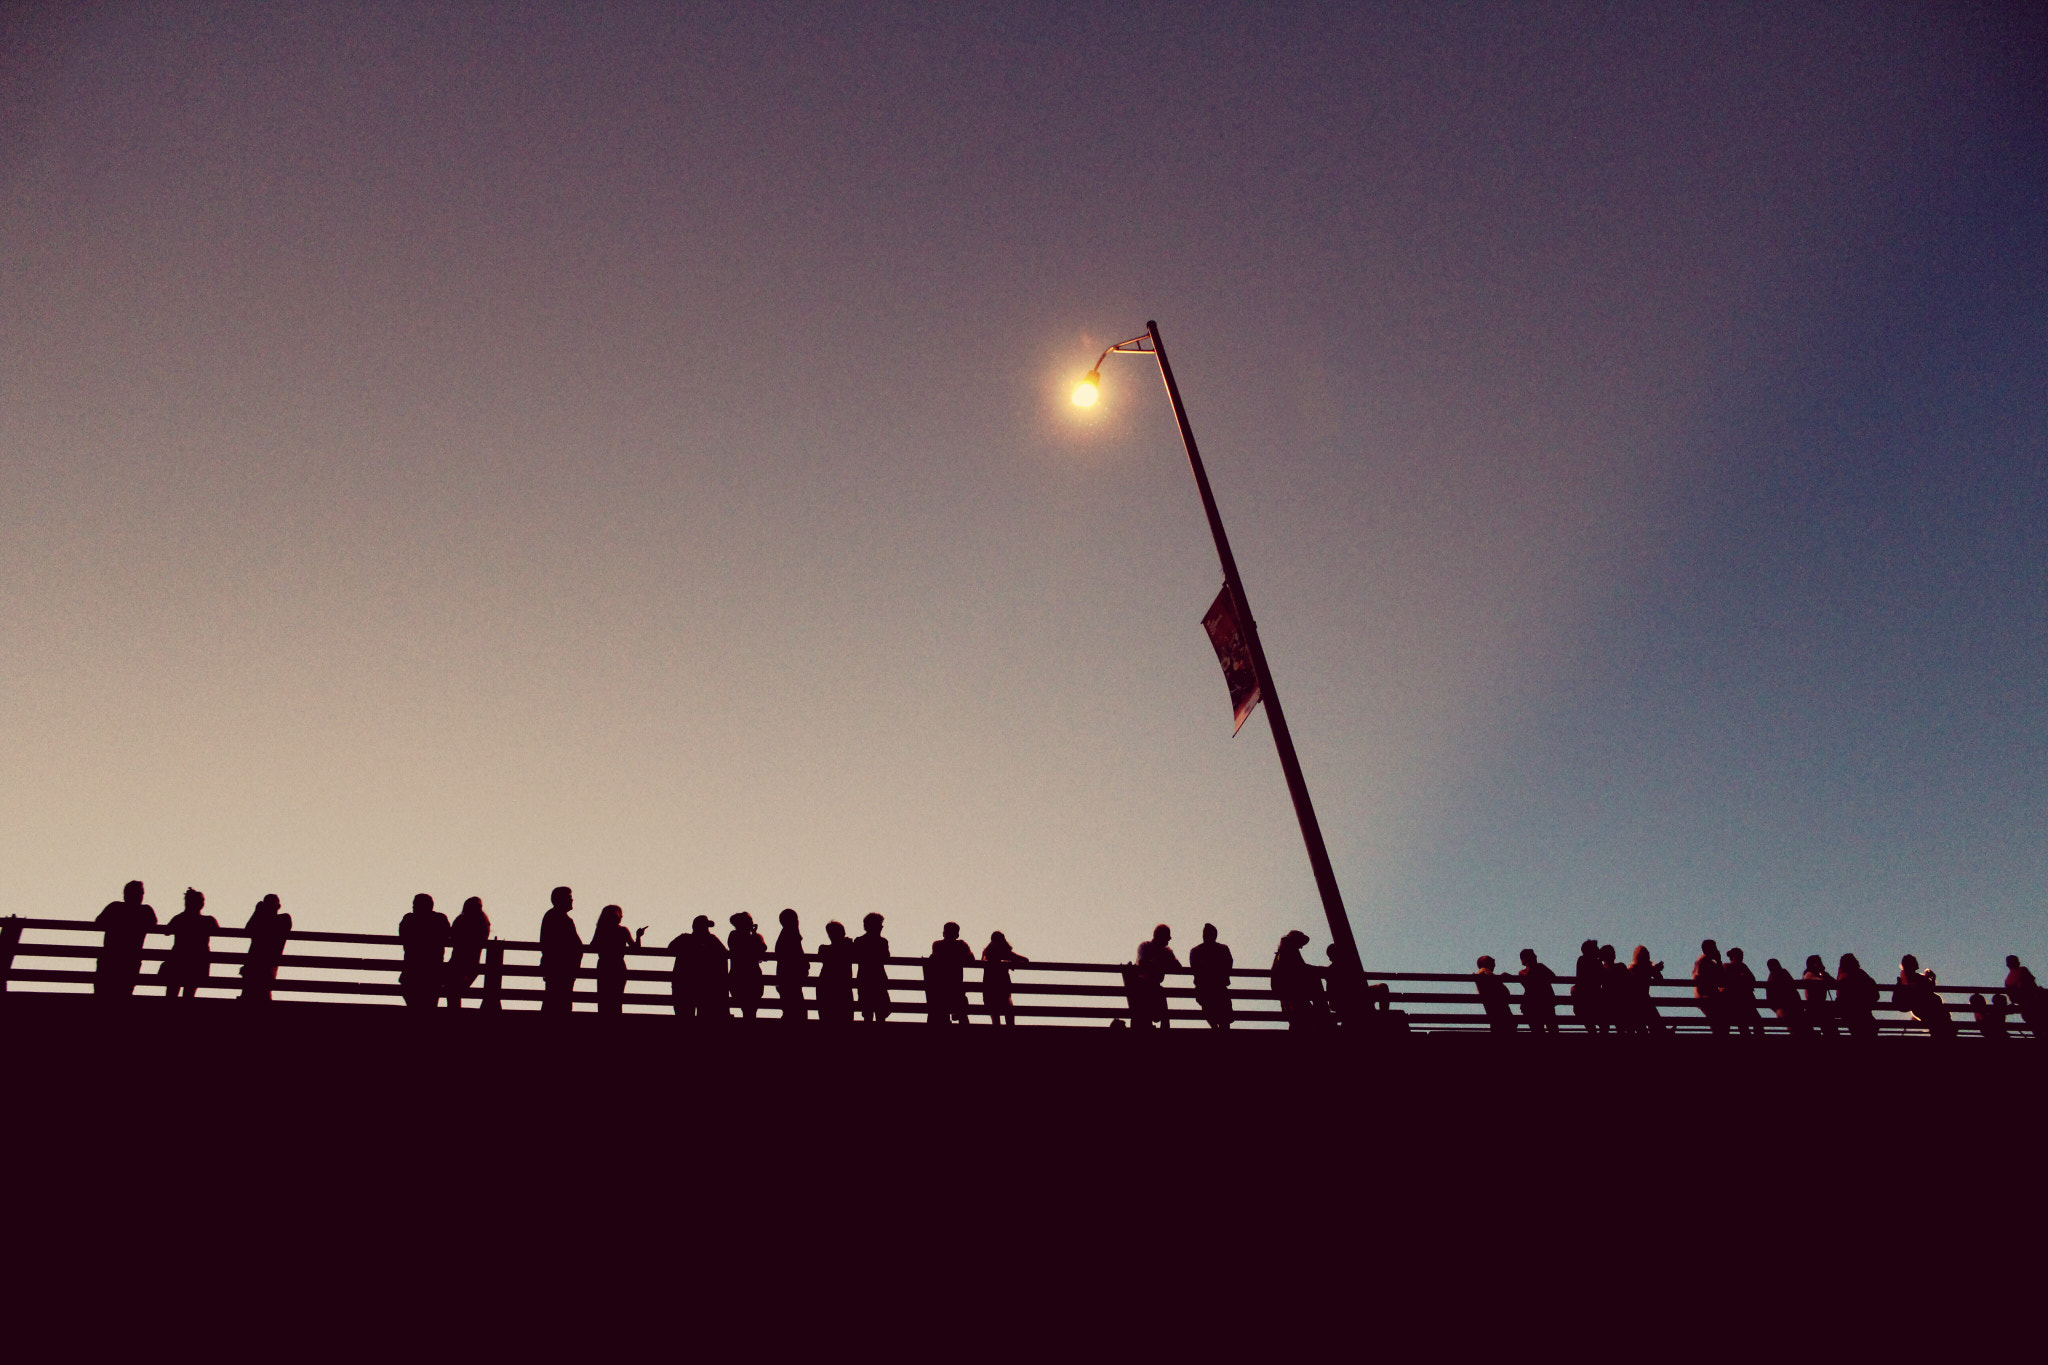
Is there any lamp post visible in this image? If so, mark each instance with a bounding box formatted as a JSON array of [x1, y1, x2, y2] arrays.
[[1075, 321, 1361, 966]]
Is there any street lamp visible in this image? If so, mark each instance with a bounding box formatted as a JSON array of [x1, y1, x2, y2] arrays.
[[1078, 321, 1361, 968]]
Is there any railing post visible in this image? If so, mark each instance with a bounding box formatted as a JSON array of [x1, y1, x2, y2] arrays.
[[0, 916, 20, 992], [482, 941, 503, 1012]]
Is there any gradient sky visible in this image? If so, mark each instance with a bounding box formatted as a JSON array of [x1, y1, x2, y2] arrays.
[[4, 2, 2043, 987]]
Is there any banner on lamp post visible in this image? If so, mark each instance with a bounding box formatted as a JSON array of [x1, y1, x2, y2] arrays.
[[1200, 586, 1262, 736]]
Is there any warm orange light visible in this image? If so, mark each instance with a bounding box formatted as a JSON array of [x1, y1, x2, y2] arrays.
[[1072, 370, 1100, 407]]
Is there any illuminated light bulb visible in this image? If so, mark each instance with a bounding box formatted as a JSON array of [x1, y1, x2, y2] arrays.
[[1072, 371, 1101, 407]]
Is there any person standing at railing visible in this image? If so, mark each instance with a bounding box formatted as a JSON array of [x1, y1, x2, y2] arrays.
[[1189, 924, 1233, 1029], [1570, 940, 1603, 1034], [160, 888, 218, 1001], [981, 930, 1028, 1026], [1801, 955, 1836, 1037], [817, 920, 855, 1024], [1723, 948, 1762, 1037], [774, 909, 809, 1023], [1893, 956, 1955, 1040], [95, 880, 157, 999], [2003, 956, 2042, 1039], [1516, 948, 1558, 1035], [668, 915, 727, 1022], [728, 913, 767, 1020], [444, 897, 489, 1009], [1835, 953, 1879, 1039], [1692, 940, 1728, 1036], [1473, 956, 1515, 1034], [539, 887, 581, 1016], [1614, 946, 1663, 1035], [924, 921, 975, 1025], [1132, 924, 1182, 1030], [399, 894, 450, 1010], [1764, 958, 1805, 1036], [240, 894, 291, 1003], [591, 905, 641, 1016], [1271, 930, 1323, 1030], [853, 913, 891, 1023]]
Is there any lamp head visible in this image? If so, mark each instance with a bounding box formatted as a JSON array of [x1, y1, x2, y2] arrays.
[[1071, 370, 1100, 407]]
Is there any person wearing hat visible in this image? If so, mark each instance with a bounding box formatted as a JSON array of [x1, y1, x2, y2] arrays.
[[727, 912, 767, 1020], [667, 915, 727, 1022]]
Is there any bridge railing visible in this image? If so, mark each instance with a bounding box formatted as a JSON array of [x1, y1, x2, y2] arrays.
[[0, 916, 2028, 1034]]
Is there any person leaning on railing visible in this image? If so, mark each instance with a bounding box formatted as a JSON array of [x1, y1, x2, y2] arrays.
[[1800, 956, 1836, 1037], [1189, 924, 1233, 1030], [95, 880, 156, 999], [444, 897, 489, 1009], [398, 894, 449, 1011], [240, 894, 291, 1003], [1764, 958, 1804, 1036], [539, 887, 581, 1016], [161, 888, 217, 1001], [2003, 957, 2042, 1039], [1835, 954, 1879, 1039]]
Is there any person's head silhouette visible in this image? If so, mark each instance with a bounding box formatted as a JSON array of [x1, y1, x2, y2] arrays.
[[551, 887, 573, 913], [1476, 955, 1496, 972], [1630, 945, 1652, 969], [1970, 993, 1986, 1007], [260, 893, 281, 914], [862, 912, 884, 934], [125, 880, 144, 905], [731, 912, 755, 933], [692, 914, 714, 935], [1806, 954, 1826, 973], [2008, 955, 2023, 970], [1580, 938, 1597, 957], [185, 887, 205, 913], [1152, 924, 1172, 947], [1993, 992, 2010, 1008], [1700, 939, 1719, 960], [1600, 944, 1617, 964], [1281, 929, 1310, 952], [1900, 953, 1920, 974], [462, 896, 482, 916], [780, 908, 798, 929], [412, 893, 433, 914], [1727, 947, 1745, 966], [826, 920, 847, 943], [942, 922, 960, 940], [1840, 952, 1861, 974], [989, 930, 1010, 952], [599, 904, 623, 930], [1766, 958, 1783, 974], [1519, 948, 1538, 967], [1202, 923, 1219, 944]]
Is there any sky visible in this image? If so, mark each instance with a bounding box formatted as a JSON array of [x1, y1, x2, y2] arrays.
[[3, 2, 2043, 988]]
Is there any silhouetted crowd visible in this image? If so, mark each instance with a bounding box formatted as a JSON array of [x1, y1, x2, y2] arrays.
[[1473, 938, 2045, 1039], [81, 879, 2044, 1037]]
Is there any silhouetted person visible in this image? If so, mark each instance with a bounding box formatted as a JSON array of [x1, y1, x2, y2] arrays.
[[668, 916, 727, 1021], [1764, 958, 1805, 1036], [1571, 939, 1604, 1034], [1692, 940, 1727, 1037], [2004, 956, 2042, 1040], [728, 913, 767, 1020], [1474, 956, 1515, 1034], [774, 908, 808, 1023], [817, 921, 856, 1024], [1970, 993, 2008, 1040], [1623, 946, 1666, 1034], [398, 893, 450, 1010], [1895, 955, 1954, 1040], [1991, 993, 2015, 1039], [982, 930, 1028, 1025], [592, 905, 640, 1016], [539, 887, 581, 1016], [854, 913, 891, 1023], [1132, 924, 1181, 1030], [445, 896, 490, 1009], [240, 894, 291, 1002], [1836, 953, 1879, 1039], [95, 880, 157, 999], [1802, 955, 1837, 1038], [1189, 923, 1234, 1029], [161, 888, 218, 1000], [925, 922, 975, 1025], [1723, 947, 1761, 1037], [1272, 930, 1325, 1030], [1517, 948, 1557, 1035]]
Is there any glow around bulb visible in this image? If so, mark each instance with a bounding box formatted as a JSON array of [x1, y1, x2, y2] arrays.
[[1072, 371, 1100, 407]]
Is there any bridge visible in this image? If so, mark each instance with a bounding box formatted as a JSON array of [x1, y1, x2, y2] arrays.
[[1, 914, 2028, 1034]]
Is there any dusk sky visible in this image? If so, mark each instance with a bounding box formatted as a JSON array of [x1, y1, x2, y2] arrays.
[[4, 3, 2043, 986]]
